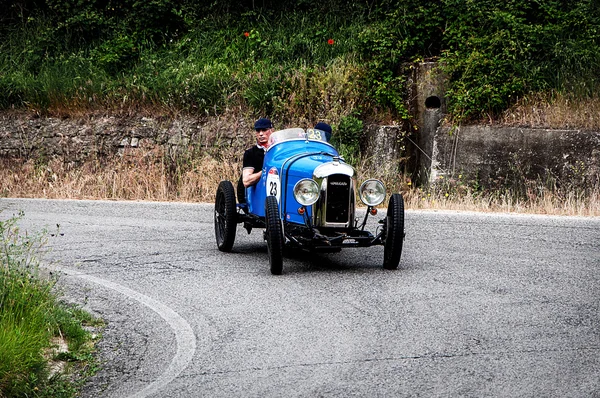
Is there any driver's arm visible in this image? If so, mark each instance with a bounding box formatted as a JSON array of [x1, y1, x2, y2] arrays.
[[242, 167, 262, 187]]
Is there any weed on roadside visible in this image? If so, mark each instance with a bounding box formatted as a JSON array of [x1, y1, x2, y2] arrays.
[[0, 211, 102, 397]]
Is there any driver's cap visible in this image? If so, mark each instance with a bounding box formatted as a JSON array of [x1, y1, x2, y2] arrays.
[[254, 118, 273, 130]]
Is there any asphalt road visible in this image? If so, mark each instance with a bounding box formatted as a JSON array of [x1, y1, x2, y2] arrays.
[[1, 198, 599, 397]]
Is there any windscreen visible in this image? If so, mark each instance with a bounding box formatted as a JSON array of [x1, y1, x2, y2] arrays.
[[268, 127, 330, 148]]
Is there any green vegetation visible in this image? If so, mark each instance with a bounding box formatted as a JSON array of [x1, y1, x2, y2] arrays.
[[0, 211, 101, 397], [331, 115, 364, 166], [1, 0, 598, 124]]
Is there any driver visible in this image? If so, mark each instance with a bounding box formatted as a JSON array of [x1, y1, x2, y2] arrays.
[[237, 117, 274, 203]]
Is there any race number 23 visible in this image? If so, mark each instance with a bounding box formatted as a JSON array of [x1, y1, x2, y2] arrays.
[[266, 167, 281, 203], [306, 129, 322, 141], [269, 181, 278, 196]]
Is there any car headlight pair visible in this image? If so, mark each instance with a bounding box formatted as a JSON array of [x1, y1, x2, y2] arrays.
[[293, 178, 386, 207]]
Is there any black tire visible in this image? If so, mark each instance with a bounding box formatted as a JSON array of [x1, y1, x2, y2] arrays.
[[214, 180, 237, 252], [383, 193, 405, 270], [265, 195, 284, 275]]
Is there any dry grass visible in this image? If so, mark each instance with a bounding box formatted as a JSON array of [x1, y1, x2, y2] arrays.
[[386, 169, 600, 217], [1, 148, 598, 216], [400, 186, 600, 217], [499, 91, 600, 130], [0, 147, 241, 203]]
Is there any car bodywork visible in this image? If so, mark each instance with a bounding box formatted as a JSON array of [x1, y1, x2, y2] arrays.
[[214, 128, 405, 274]]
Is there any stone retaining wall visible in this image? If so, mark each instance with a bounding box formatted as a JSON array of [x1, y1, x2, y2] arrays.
[[0, 113, 252, 161]]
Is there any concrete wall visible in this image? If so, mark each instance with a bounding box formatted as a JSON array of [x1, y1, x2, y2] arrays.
[[430, 126, 600, 188], [409, 62, 600, 189], [362, 124, 408, 172]]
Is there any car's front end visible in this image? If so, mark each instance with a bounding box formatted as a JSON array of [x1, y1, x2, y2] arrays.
[[283, 155, 389, 252]]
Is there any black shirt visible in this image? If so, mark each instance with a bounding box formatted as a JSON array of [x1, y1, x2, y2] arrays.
[[243, 145, 266, 173], [237, 144, 266, 203]]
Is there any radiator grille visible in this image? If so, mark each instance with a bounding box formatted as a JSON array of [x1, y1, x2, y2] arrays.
[[326, 174, 350, 223]]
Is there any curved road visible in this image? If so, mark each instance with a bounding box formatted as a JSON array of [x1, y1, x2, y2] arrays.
[[2, 198, 599, 397]]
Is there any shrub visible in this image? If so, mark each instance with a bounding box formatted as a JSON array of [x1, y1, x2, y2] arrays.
[[332, 115, 363, 166]]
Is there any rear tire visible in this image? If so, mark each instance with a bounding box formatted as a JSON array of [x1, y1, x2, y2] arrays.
[[214, 181, 237, 252], [383, 193, 405, 270], [265, 195, 284, 275]]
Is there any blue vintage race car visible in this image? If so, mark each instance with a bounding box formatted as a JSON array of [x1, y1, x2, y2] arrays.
[[214, 127, 405, 274]]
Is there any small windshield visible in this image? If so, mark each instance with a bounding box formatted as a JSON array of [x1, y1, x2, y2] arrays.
[[268, 127, 331, 147]]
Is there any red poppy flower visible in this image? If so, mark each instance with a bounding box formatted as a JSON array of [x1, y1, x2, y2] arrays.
[[327, 39, 334, 45], [244, 32, 250, 37]]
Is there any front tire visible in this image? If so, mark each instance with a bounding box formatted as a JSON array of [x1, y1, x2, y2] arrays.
[[383, 193, 405, 270], [214, 180, 237, 252], [265, 195, 284, 275]]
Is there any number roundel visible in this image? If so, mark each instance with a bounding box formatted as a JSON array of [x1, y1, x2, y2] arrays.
[[266, 167, 281, 203]]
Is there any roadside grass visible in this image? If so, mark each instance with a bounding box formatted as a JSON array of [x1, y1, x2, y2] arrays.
[[1, 151, 598, 216], [401, 184, 600, 216], [500, 91, 600, 130], [0, 212, 102, 398]]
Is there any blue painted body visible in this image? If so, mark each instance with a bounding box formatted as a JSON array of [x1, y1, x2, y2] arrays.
[[246, 129, 339, 224]]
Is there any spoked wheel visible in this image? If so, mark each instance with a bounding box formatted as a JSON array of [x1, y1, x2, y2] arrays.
[[265, 195, 284, 275], [214, 180, 237, 252], [383, 193, 405, 270]]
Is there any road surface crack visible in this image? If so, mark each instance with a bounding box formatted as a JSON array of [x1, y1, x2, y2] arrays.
[[190, 345, 600, 377]]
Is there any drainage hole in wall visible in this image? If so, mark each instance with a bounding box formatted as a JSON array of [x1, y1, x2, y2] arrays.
[[425, 96, 441, 109]]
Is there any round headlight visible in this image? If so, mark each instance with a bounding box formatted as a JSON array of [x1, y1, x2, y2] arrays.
[[359, 179, 386, 206], [293, 179, 320, 206]]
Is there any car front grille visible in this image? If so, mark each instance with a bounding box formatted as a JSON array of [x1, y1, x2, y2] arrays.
[[325, 174, 351, 224]]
